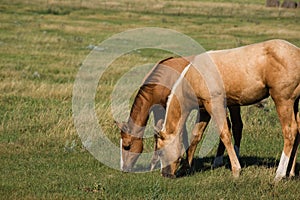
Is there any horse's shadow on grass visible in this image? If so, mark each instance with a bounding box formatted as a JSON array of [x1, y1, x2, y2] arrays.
[[177, 156, 300, 178]]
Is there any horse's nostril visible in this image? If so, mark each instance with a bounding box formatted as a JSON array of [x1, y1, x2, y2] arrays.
[[124, 146, 130, 151]]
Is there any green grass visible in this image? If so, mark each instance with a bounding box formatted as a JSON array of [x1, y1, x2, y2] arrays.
[[0, 0, 300, 199]]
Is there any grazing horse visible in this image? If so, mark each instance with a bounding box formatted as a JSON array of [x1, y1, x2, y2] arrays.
[[155, 39, 300, 180], [116, 57, 243, 172]]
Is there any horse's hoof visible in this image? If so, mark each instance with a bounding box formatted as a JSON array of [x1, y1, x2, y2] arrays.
[[232, 169, 241, 178], [274, 174, 284, 183]]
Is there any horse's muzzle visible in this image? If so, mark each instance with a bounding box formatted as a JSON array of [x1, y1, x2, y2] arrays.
[[161, 172, 176, 179], [121, 166, 133, 173]]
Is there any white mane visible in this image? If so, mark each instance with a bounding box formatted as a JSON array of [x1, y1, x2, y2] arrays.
[[161, 63, 192, 132]]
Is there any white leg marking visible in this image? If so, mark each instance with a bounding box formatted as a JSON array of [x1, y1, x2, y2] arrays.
[[120, 139, 123, 170], [213, 155, 224, 168], [275, 151, 289, 181]]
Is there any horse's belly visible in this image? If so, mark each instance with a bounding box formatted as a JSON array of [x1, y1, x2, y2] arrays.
[[226, 86, 269, 106]]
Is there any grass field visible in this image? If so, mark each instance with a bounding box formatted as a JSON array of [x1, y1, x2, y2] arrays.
[[1, 0, 300, 199]]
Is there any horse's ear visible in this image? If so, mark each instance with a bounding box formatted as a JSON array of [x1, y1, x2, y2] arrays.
[[154, 119, 166, 139], [154, 125, 161, 136], [156, 119, 164, 130], [114, 121, 130, 133]]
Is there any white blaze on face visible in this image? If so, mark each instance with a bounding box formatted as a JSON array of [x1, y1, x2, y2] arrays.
[[275, 151, 289, 180], [120, 139, 123, 170]]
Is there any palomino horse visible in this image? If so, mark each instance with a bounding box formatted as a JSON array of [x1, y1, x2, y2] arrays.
[[116, 57, 243, 172], [155, 39, 300, 180]]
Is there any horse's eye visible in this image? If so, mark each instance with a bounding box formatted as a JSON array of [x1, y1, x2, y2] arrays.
[[123, 145, 130, 151]]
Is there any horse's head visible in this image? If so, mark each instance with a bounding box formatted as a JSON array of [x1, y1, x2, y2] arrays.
[[155, 127, 183, 178], [116, 121, 143, 172]]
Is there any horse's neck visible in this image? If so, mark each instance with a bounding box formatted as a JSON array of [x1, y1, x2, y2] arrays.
[[128, 87, 152, 136], [162, 94, 182, 135], [162, 63, 192, 134]]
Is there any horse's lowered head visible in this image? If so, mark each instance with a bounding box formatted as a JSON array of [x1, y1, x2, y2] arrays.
[[154, 120, 185, 178], [115, 121, 144, 172]]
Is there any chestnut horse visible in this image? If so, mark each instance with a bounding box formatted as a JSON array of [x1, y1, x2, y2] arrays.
[[116, 57, 243, 172], [156, 39, 300, 180]]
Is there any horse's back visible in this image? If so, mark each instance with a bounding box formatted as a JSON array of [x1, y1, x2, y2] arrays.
[[207, 40, 300, 105]]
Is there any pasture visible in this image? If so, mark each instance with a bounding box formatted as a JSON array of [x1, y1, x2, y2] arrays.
[[0, 0, 300, 199]]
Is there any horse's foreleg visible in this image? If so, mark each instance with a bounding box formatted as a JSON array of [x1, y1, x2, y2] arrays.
[[150, 106, 166, 171], [274, 100, 298, 181], [182, 123, 189, 157], [213, 113, 231, 168], [150, 134, 160, 171], [205, 100, 241, 177], [186, 109, 211, 166], [218, 122, 241, 178], [213, 106, 243, 168]]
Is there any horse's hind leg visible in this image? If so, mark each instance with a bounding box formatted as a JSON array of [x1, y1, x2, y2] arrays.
[[274, 99, 299, 181], [289, 97, 300, 177], [289, 133, 299, 177], [205, 99, 241, 177]]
